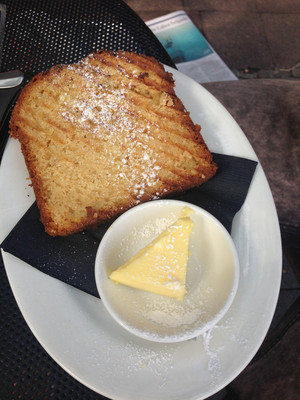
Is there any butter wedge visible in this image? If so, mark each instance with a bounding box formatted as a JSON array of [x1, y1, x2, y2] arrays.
[[109, 216, 194, 300]]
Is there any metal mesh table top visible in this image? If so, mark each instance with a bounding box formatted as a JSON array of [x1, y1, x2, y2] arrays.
[[0, 1, 174, 399], [0, 0, 175, 74]]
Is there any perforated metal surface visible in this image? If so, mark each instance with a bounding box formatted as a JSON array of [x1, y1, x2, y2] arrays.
[[1, 266, 102, 400], [0, 0, 174, 74], [0, 0, 174, 398]]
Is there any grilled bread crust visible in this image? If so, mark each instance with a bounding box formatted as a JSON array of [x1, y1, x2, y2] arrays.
[[9, 50, 217, 236]]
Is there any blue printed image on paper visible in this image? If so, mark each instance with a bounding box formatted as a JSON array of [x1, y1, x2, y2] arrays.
[[155, 21, 213, 63]]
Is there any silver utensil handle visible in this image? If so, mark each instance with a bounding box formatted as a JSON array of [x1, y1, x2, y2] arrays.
[[0, 70, 24, 89]]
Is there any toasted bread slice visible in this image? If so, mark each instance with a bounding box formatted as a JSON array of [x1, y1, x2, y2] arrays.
[[9, 50, 217, 236]]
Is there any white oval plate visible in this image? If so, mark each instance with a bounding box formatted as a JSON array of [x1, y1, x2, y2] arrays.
[[0, 66, 281, 400]]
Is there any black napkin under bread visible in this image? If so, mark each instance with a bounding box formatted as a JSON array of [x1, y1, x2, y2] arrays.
[[1, 153, 257, 298]]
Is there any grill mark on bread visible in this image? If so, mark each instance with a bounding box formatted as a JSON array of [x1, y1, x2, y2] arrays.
[[18, 104, 190, 193], [9, 50, 217, 236], [17, 94, 207, 184], [81, 56, 183, 110], [32, 71, 204, 167], [92, 51, 174, 91], [61, 65, 205, 163], [75, 62, 197, 140]]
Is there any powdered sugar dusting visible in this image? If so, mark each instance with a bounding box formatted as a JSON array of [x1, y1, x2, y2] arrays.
[[56, 58, 167, 201], [123, 341, 177, 380], [202, 327, 222, 382], [142, 297, 203, 328]]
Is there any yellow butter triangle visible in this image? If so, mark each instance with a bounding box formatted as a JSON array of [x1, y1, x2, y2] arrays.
[[109, 215, 194, 300]]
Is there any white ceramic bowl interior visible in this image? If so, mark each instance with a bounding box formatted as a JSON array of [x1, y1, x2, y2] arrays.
[[95, 199, 239, 343]]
